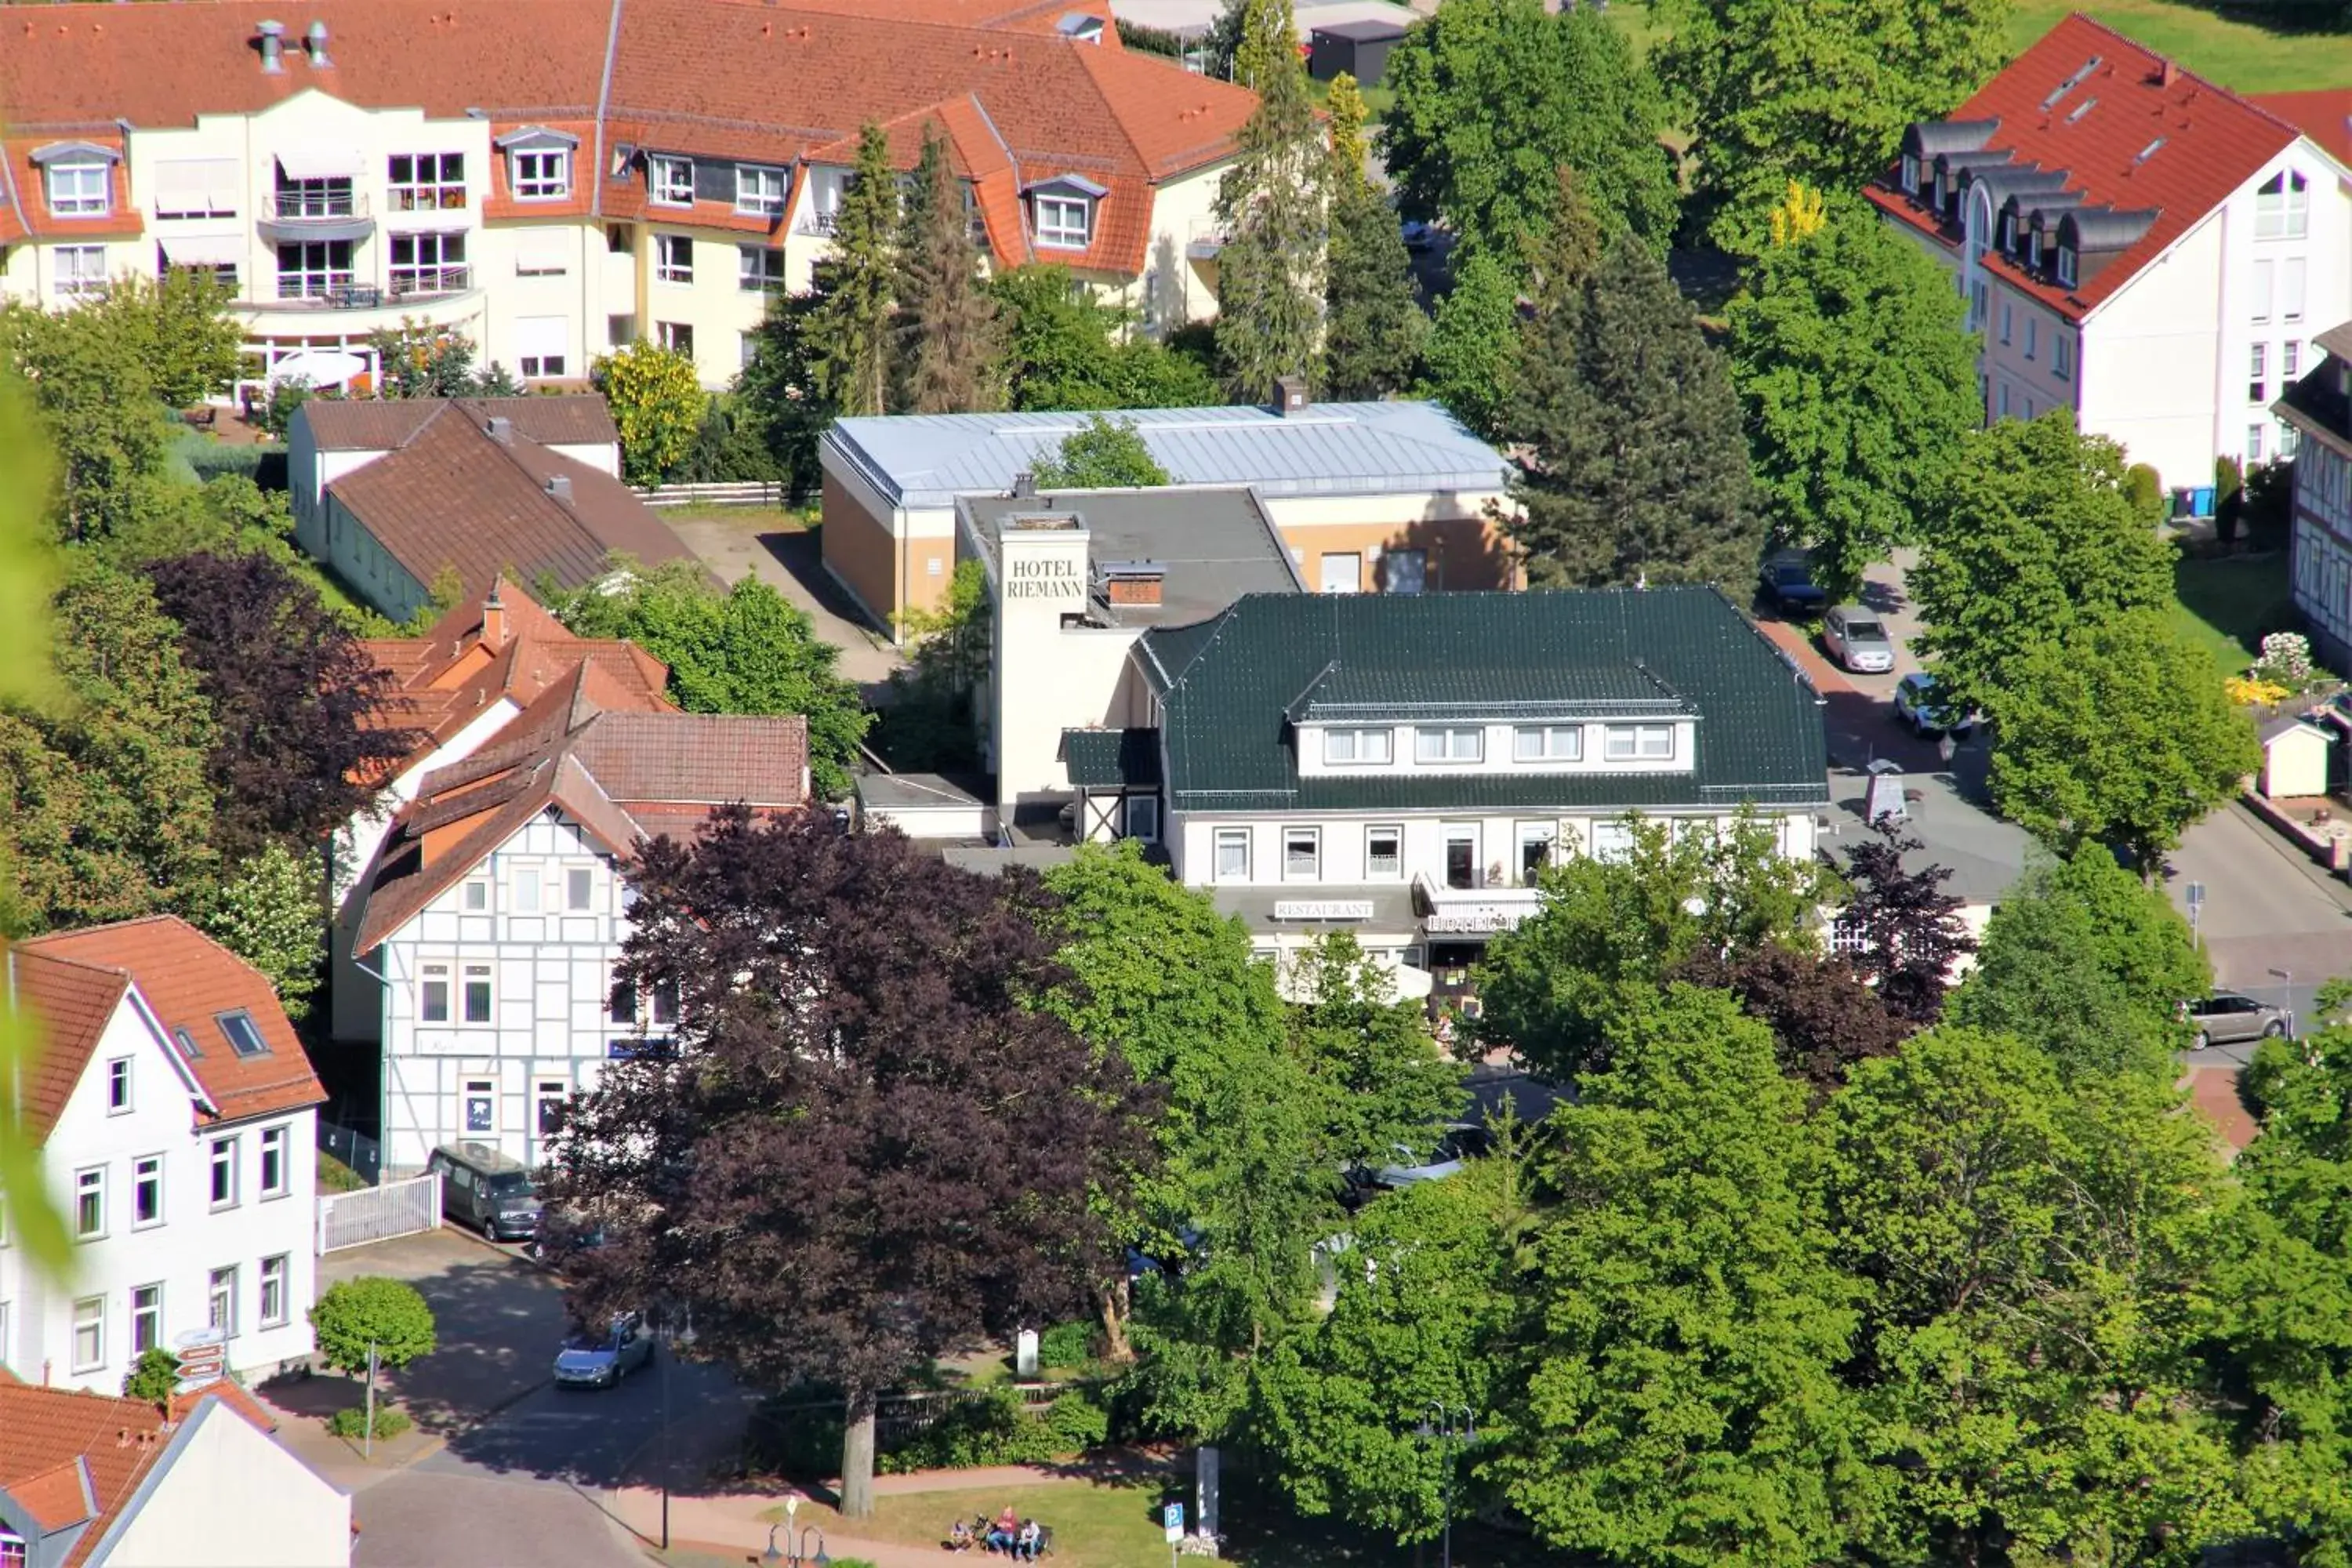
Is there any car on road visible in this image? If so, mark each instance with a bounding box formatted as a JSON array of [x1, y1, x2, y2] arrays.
[[2183, 993, 2290, 1049], [427, 1142, 543, 1243], [1822, 605, 1896, 674], [1757, 553, 1828, 617], [554, 1313, 655, 1390], [1893, 672, 1977, 739], [1345, 1124, 1494, 1205], [1401, 220, 1441, 252]]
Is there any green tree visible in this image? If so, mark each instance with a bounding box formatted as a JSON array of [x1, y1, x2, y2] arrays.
[[1727, 191, 1983, 603], [1214, 0, 1326, 399], [547, 560, 871, 798], [1321, 81, 1426, 403], [1494, 986, 1869, 1566], [0, 298, 177, 542], [590, 340, 703, 485], [1989, 611, 2258, 873], [1030, 416, 1172, 488], [91, 269, 247, 411], [875, 558, 991, 771], [1520, 165, 1604, 320], [367, 320, 520, 399], [1417, 249, 1515, 439], [309, 1277, 437, 1421], [199, 842, 325, 1019], [122, 1347, 180, 1410], [1326, 71, 1371, 180], [891, 130, 1007, 414], [805, 124, 899, 419], [989, 267, 1219, 412], [735, 289, 833, 498], [1285, 932, 1465, 1171], [1911, 410, 2177, 711], [1475, 809, 1835, 1079], [1505, 232, 1760, 589], [1650, 0, 2009, 249], [1379, 0, 1678, 262]]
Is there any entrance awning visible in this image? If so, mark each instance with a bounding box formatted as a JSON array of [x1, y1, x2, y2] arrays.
[[275, 147, 363, 182], [158, 234, 245, 268]]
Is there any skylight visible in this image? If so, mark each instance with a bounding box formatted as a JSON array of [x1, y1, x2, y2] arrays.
[[2134, 136, 2167, 165], [2042, 55, 2103, 110], [216, 1010, 269, 1059], [2065, 97, 2097, 124], [172, 1026, 200, 1061]]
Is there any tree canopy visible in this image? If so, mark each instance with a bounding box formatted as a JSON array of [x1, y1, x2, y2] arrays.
[[1213, 0, 1326, 399], [891, 130, 1007, 416], [310, 1276, 438, 1376], [1030, 416, 1172, 489], [591, 340, 703, 486]]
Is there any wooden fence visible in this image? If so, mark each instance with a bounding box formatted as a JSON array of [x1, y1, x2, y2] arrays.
[[630, 479, 786, 508]]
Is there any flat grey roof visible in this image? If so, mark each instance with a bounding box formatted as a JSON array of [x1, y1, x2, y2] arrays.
[[962, 487, 1304, 626], [855, 771, 990, 811], [829, 400, 1512, 510]]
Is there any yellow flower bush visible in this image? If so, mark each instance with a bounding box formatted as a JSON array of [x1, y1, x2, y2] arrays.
[[2226, 674, 2292, 707]]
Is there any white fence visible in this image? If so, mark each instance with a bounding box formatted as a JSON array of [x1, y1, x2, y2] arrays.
[[316, 1174, 441, 1255], [629, 479, 786, 508]]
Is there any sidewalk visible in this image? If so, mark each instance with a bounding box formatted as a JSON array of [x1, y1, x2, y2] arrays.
[[602, 1465, 1091, 1567]]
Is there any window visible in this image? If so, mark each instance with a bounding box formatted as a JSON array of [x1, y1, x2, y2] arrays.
[[2285, 256, 2307, 324], [2284, 423, 2302, 458], [510, 862, 543, 913], [1443, 827, 1478, 890], [1900, 153, 1920, 194], [107, 1056, 132, 1113], [537, 1080, 567, 1138], [1589, 819, 1635, 862], [465, 1080, 495, 1133], [463, 963, 493, 1025], [2257, 170, 2310, 241], [2053, 332, 2072, 383], [152, 158, 238, 219], [1123, 795, 1160, 840], [131, 1284, 163, 1356], [608, 974, 637, 1025], [2252, 342, 2268, 404], [2249, 423, 2267, 462], [2024, 318, 2038, 361], [2285, 340, 2303, 379], [1513, 724, 1583, 762], [132, 1155, 162, 1229], [1283, 827, 1321, 880], [1998, 383, 2012, 419], [172, 1027, 199, 1062], [1999, 301, 2012, 344], [217, 1010, 267, 1058], [1604, 724, 1675, 760], [273, 172, 354, 220], [608, 223, 633, 254], [54, 245, 107, 298], [208, 1266, 237, 1338], [74, 1167, 105, 1239], [736, 164, 786, 216], [1381, 547, 1427, 594], [1998, 211, 2015, 252], [462, 878, 489, 912], [742, 332, 760, 370], [517, 314, 568, 379], [2029, 228, 2042, 270], [1322, 728, 1392, 765], [2055, 245, 2077, 289], [514, 149, 570, 200], [48, 161, 110, 217], [1366, 825, 1403, 880], [390, 230, 466, 296], [274, 238, 354, 299], [260, 1126, 289, 1198], [658, 321, 695, 358], [1319, 551, 1361, 593], [72, 1296, 104, 1372], [1036, 194, 1091, 249], [209, 1138, 238, 1209], [1214, 827, 1250, 881], [1519, 823, 1555, 883], [650, 978, 679, 1028], [260, 1254, 289, 1327], [1414, 727, 1483, 764], [420, 962, 451, 1023], [655, 233, 693, 284], [563, 866, 593, 911], [2254, 257, 2275, 323], [388, 152, 465, 211], [739, 244, 785, 292], [650, 154, 695, 205]]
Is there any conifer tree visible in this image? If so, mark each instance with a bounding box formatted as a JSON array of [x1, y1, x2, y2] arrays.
[[1214, 0, 1326, 400], [891, 129, 1007, 413], [804, 122, 898, 419], [1418, 248, 1514, 437], [1521, 165, 1602, 321], [1319, 73, 1425, 401], [1506, 232, 1759, 588]]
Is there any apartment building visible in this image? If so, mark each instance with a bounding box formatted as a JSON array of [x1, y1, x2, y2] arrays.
[[1868, 14, 2352, 502], [0, 0, 1256, 390], [2275, 321, 2352, 669]]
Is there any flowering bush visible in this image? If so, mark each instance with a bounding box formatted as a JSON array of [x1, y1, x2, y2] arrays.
[[2225, 674, 2292, 707], [2253, 631, 2317, 691]]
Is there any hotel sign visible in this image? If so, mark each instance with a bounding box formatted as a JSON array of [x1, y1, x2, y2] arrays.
[[1424, 906, 1530, 935], [1273, 899, 1375, 921], [1006, 556, 1083, 600]]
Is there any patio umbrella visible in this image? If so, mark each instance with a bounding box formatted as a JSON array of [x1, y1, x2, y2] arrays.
[[267, 348, 368, 388]]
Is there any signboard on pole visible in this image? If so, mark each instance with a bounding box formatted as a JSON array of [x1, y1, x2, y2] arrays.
[[1163, 1503, 1185, 1544], [171, 1327, 226, 1394]]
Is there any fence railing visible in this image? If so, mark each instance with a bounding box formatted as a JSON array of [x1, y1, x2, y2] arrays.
[[318, 1120, 382, 1185], [875, 1381, 1079, 1438], [316, 1172, 440, 1254], [630, 479, 786, 508]]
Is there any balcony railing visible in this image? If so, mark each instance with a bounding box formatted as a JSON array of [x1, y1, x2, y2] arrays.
[[260, 270, 472, 311], [797, 209, 839, 237], [264, 189, 368, 222], [389, 265, 472, 299]]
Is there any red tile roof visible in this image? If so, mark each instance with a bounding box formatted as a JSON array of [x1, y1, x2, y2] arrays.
[[19, 917, 327, 1129], [1867, 13, 2299, 321], [2253, 89, 2352, 168], [8, 949, 131, 1144], [299, 394, 618, 452]]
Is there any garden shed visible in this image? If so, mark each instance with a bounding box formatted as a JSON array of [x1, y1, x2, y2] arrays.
[[1309, 16, 1408, 84], [2258, 715, 2332, 800]]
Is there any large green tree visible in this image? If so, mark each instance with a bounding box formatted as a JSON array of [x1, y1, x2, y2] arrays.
[[199, 842, 326, 1019], [1650, 0, 2009, 249], [989, 267, 1219, 412], [1320, 79, 1427, 402], [735, 288, 833, 499], [1, 298, 178, 543], [1379, 0, 1678, 263], [1029, 416, 1171, 489], [1911, 411, 2176, 710], [1417, 249, 1516, 441], [891, 130, 1006, 415], [1505, 232, 1760, 589], [1727, 191, 1983, 604], [1990, 611, 2258, 873], [590, 340, 702, 486], [804, 123, 899, 419], [1213, 0, 1326, 399], [1284, 932, 1465, 1172]]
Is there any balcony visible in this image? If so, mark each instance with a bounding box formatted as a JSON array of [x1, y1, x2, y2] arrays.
[[264, 190, 368, 223], [1185, 218, 1228, 261], [259, 268, 475, 311], [1412, 873, 1542, 938], [388, 265, 473, 300], [797, 209, 839, 238]]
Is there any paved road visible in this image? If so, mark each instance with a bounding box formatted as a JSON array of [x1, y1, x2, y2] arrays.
[[666, 510, 906, 695], [2164, 800, 2352, 1029]]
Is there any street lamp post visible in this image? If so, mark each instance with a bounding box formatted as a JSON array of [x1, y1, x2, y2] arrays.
[[1415, 1401, 1473, 1568]]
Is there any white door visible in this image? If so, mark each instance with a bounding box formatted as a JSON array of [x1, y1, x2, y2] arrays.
[[1319, 552, 1361, 593]]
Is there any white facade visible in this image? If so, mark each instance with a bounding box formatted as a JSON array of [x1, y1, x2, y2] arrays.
[[93, 1398, 352, 1568], [0, 1004, 317, 1393]]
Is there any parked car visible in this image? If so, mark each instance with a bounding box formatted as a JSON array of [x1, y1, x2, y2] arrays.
[[1893, 672, 1977, 739], [1822, 605, 1896, 674], [553, 1313, 655, 1390], [1757, 553, 1828, 617], [1401, 220, 1440, 252], [1348, 1123, 1494, 1200], [2183, 993, 2289, 1049], [426, 1142, 543, 1242]]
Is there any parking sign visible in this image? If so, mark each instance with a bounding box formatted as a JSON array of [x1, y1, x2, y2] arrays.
[[1163, 1503, 1184, 1543]]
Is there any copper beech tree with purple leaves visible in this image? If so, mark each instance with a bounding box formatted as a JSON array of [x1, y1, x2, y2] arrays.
[[536, 809, 1155, 1518]]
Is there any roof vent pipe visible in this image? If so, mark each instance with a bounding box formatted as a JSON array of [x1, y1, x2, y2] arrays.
[[1011, 469, 1036, 498], [256, 19, 285, 72], [544, 474, 573, 502], [485, 416, 513, 442], [305, 19, 330, 66]]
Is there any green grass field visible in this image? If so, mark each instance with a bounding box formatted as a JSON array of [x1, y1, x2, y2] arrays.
[[765, 1480, 1174, 1567], [2173, 553, 2295, 673]]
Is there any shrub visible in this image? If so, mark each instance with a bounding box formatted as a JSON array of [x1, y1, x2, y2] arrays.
[[876, 1385, 1112, 1473], [1036, 1319, 1094, 1372], [2254, 630, 2317, 691], [2216, 454, 2245, 544], [326, 1404, 412, 1441], [2122, 461, 2165, 526], [122, 1348, 180, 1408], [1040, 1388, 1110, 1452], [184, 441, 265, 485]]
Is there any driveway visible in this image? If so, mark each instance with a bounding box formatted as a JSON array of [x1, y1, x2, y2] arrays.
[[666, 508, 906, 696], [1752, 549, 1951, 776]]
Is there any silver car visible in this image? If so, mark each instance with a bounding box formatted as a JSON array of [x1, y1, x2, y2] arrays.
[[553, 1313, 655, 1390], [1823, 605, 1896, 674], [2183, 993, 2288, 1049]]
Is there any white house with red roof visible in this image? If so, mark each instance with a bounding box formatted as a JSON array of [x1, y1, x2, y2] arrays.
[[0, 919, 325, 1398], [1869, 13, 2352, 499]]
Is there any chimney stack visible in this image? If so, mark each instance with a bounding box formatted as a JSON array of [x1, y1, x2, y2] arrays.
[[481, 581, 509, 648], [485, 416, 513, 443], [304, 19, 331, 66], [1270, 374, 1308, 415], [256, 19, 285, 71], [543, 474, 573, 502], [2158, 58, 2178, 87], [1011, 469, 1036, 498], [1100, 560, 1165, 608]]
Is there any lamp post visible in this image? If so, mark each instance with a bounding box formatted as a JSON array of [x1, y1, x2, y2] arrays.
[[1415, 1401, 1473, 1568]]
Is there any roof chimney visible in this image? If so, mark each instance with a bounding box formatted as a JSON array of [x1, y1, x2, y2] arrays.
[[1100, 560, 1165, 608], [481, 580, 508, 648], [2158, 58, 2178, 87], [304, 19, 331, 66], [544, 474, 572, 502], [1011, 469, 1036, 498], [1271, 374, 1308, 415], [485, 416, 513, 443], [256, 19, 285, 71]]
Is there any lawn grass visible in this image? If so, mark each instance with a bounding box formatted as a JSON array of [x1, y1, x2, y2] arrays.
[[2173, 551, 2294, 673], [764, 1479, 1177, 1567], [662, 503, 812, 532]]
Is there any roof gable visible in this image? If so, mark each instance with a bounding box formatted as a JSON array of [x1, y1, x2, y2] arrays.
[[6, 949, 131, 1145]]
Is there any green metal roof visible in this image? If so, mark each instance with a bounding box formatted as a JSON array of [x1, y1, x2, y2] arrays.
[[1062, 728, 1163, 789], [1141, 587, 1830, 815]]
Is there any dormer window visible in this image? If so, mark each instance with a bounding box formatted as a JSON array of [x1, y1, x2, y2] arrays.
[[1321, 727, 1392, 765], [651, 154, 695, 206], [2258, 169, 2310, 241], [497, 126, 579, 202], [1028, 176, 1105, 252], [2029, 227, 2044, 269], [48, 160, 110, 217], [2056, 245, 2078, 288], [1998, 212, 2015, 252], [1900, 153, 1921, 195]]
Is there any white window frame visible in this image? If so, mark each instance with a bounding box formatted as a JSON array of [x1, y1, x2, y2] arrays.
[[462, 877, 490, 912], [1214, 827, 1250, 882], [2285, 340, 2303, 380], [1123, 795, 1160, 841], [107, 1055, 132, 1114], [2055, 245, 2077, 289], [131, 1283, 163, 1356], [650, 154, 695, 206], [1513, 724, 1584, 762], [259, 1125, 289, 1199], [735, 164, 786, 216], [512, 149, 570, 201], [71, 1295, 105, 1373], [1414, 726, 1483, 764], [2024, 317, 2038, 361], [389, 229, 466, 296], [566, 866, 595, 911], [739, 244, 784, 292], [1035, 193, 1091, 250], [2053, 332, 2072, 383], [1283, 827, 1321, 882], [1518, 822, 1557, 881], [654, 232, 694, 285], [209, 1137, 238, 1210], [1322, 728, 1393, 766], [132, 1154, 163, 1230], [2252, 342, 2268, 405], [54, 245, 107, 298], [2257, 170, 2310, 241], [2249, 422, 2267, 462], [208, 1266, 237, 1339], [1589, 819, 1635, 862], [260, 1254, 290, 1328], [74, 1166, 106, 1240], [657, 320, 695, 358], [387, 151, 466, 212], [463, 963, 494, 1025], [1604, 724, 1676, 761], [1366, 824, 1404, 880], [48, 161, 110, 217], [464, 1079, 495, 1134], [537, 1080, 568, 1138], [420, 961, 451, 1023], [510, 860, 544, 913]]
